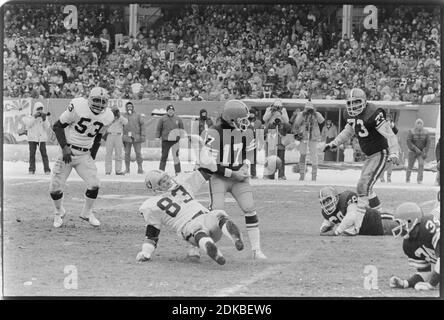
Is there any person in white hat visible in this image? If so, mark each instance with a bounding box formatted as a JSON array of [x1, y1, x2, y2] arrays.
[[22, 101, 51, 174]]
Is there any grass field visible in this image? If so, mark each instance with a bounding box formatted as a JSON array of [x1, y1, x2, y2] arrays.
[[2, 176, 440, 297]]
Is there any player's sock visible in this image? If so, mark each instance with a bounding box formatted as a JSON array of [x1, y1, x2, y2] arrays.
[[245, 211, 261, 250], [81, 188, 98, 215], [356, 196, 368, 215], [219, 217, 244, 251], [368, 193, 381, 211], [50, 191, 64, 214]]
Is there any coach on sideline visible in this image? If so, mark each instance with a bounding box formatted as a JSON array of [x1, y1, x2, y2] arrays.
[[105, 106, 128, 175], [156, 104, 184, 175]]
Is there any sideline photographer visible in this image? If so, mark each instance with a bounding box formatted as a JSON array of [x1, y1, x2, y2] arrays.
[[263, 99, 289, 157], [265, 114, 292, 180], [105, 106, 128, 175], [294, 100, 324, 181], [22, 102, 51, 174]]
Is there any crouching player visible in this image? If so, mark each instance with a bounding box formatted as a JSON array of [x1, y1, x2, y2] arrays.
[[389, 202, 440, 291], [318, 186, 398, 236], [136, 168, 244, 265]]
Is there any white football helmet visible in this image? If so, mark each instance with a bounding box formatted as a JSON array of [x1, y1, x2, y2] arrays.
[[392, 202, 423, 238], [221, 100, 250, 132], [145, 170, 175, 192], [319, 186, 339, 216], [88, 87, 109, 114], [346, 88, 366, 117]]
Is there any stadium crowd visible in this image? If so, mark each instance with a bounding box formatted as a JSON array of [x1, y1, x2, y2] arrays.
[[3, 4, 441, 104]]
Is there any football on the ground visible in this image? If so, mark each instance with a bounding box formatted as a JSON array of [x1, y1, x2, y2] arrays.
[[264, 155, 282, 176]]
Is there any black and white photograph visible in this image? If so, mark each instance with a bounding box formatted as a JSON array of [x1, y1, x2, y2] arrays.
[[1, 1, 441, 303]]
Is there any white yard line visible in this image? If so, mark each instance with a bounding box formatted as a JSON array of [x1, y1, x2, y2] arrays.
[[214, 253, 308, 297], [6, 180, 48, 186]]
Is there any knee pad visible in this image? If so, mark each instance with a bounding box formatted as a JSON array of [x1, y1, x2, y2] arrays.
[[85, 187, 99, 199], [50, 190, 63, 200]]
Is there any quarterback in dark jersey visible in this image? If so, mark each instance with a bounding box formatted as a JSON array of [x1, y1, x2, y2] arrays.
[[389, 202, 440, 291], [324, 88, 400, 216], [318, 186, 398, 236], [203, 100, 266, 260]]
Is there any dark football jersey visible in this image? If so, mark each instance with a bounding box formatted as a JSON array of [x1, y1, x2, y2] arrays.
[[322, 190, 358, 224], [205, 121, 255, 177], [346, 106, 389, 156], [402, 214, 440, 270]]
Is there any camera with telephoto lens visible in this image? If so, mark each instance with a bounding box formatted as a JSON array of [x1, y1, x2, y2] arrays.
[[273, 117, 281, 125]]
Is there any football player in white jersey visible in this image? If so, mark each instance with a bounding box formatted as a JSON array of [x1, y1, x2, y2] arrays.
[[137, 167, 245, 265], [50, 87, 114, 228]]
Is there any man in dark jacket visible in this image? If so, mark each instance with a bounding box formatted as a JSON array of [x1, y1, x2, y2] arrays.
[[406, 118, 430, 184], [156, 104, 184, 175], [123, 101, 146, 174], [198, 108, 214, 136]]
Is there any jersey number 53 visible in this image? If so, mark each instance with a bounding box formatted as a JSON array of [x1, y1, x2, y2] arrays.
[[75, 117, 104, 137]]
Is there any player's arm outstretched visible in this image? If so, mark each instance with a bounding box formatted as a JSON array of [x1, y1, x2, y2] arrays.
[[323, 122, 354, 152], [137, 206, 162, 262], [332, 203, 361, 236]]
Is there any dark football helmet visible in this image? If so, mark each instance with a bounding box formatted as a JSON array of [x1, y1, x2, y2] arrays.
[[221, 100, 250, 132], [319, 186, 339, 216], [346, 88, 366, 117], [392, 202, 423, 238]]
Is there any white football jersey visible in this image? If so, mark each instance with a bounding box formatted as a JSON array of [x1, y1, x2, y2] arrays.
[[59, 97, 114, 149], [139, 171, 208, 236]]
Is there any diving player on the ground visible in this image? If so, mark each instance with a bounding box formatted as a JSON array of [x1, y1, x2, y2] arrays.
[[137, 167, 244, 265], [324, 88, 400, 216], [203, 100, 266, 260], [389, 202, 440, 291], [318, 186, 398, 236]]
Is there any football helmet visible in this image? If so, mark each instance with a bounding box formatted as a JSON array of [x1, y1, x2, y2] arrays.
[[221, 100, 250, 132], [88, 87, 109, 114], [392, 202, 423, 238], [346, 88, 366, 117], [145, 170, 175, 192], [319, 186, 339, 216]]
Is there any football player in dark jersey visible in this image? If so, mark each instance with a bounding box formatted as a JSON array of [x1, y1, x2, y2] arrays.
[[318, 186, 398, 236], [203, 100, 266, 260], [389, 202, 440, 291], [324, 88, 400, 217]]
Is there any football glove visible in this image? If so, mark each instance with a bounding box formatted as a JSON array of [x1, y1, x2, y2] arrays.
[[389, 276, 408, 289], [62, 146, 73, 164], [323, 142, 338, 152], [387, 153, 400, 165], [414, 282, 435, 291]]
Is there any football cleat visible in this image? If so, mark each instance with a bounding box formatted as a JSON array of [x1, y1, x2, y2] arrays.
[[392, 202, 423, 238], [136, 251, 152, 262], [225, 220, 244, 251], [346, 88, 367, 117], [53, 208, 66, 228], [88, 87, 109, 114], [205, 241, 225, 265], [79, 211, 101, 227], [221, 100, 250, 132], [252, 250, 267, 260]]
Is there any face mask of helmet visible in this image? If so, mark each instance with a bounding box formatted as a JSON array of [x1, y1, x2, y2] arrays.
[[89, 97, 108, 114], [319, 188, 339, 215], [346, 98, 365, 117], [145, 171, 175, 193]]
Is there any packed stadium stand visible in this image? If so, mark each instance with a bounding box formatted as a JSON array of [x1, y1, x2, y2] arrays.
[[3, 4, 440, 104]]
